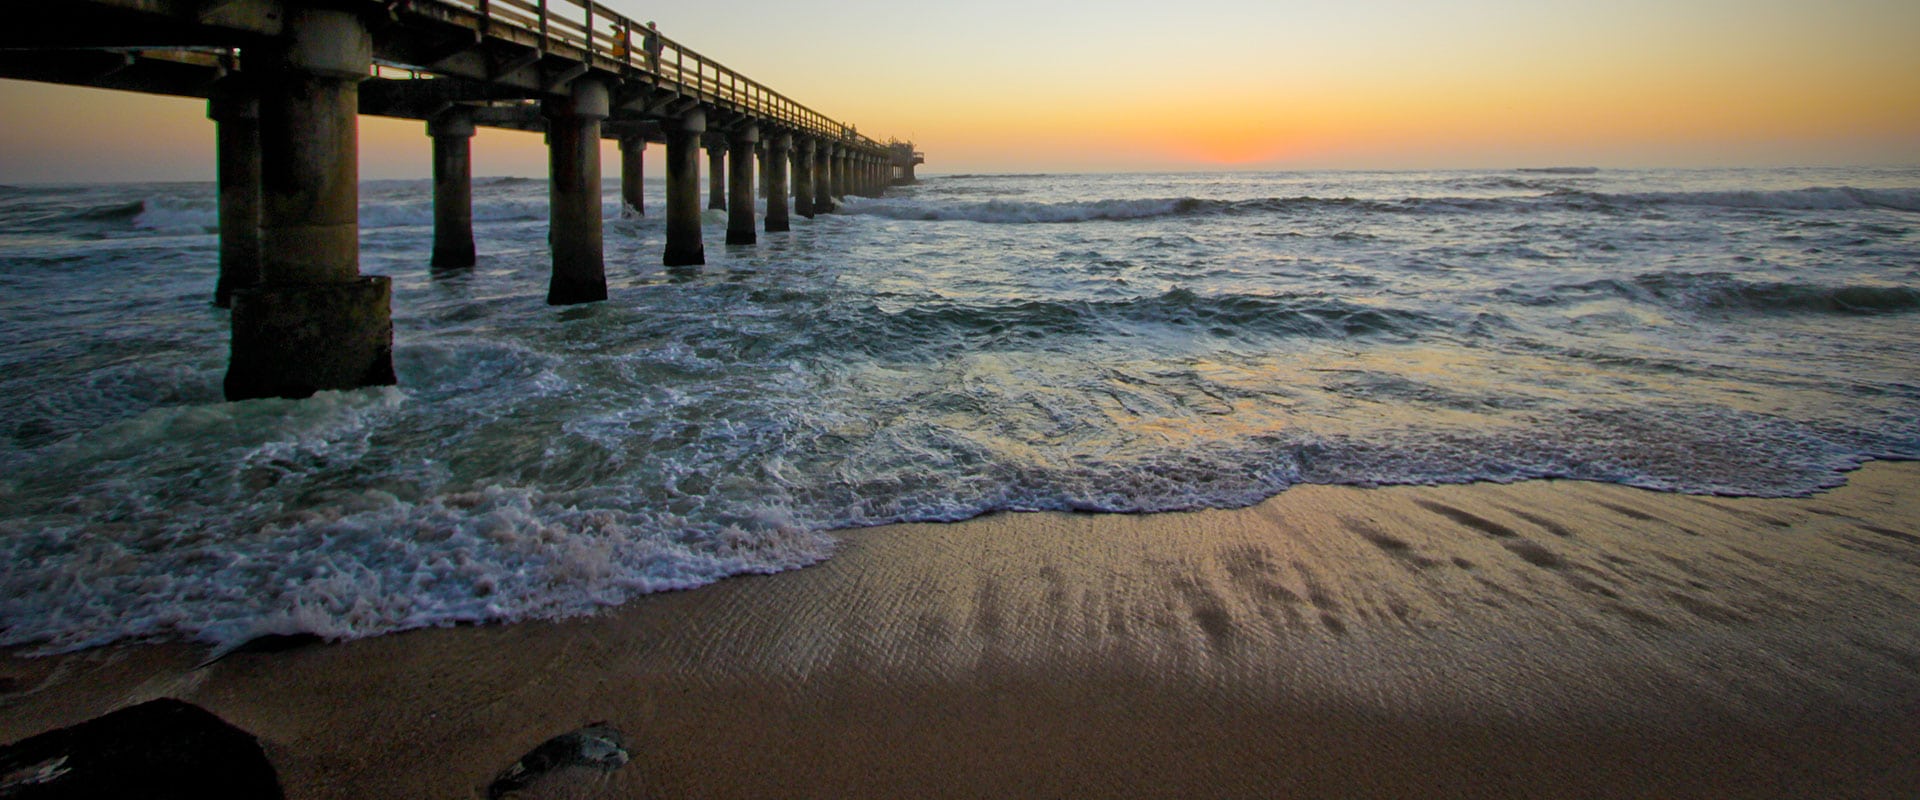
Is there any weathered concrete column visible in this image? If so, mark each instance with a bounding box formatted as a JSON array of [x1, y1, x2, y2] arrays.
[[726, 124, 758, 246], [428, 106, 476, 270], [227, 9, 393, 401], [544, 77, 609, 305], [832, 147, 848, 198], [619, 135, 646, 217], [813, 143, 834, 213], [757, 142, 770, 200], [664, 109, 707, 266], [706, 134, 726, 211], [765, 133, 791, 232], [792, 137, 815, 218], [208, 80, 259, 309]]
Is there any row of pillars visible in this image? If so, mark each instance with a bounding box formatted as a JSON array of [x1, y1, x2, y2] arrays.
[[204, 9, 893, 402]]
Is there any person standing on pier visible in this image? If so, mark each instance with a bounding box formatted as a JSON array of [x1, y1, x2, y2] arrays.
[[642, 22, 662, 71]]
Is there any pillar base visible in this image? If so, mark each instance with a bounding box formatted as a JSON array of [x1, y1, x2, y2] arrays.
[[665, 242, 705, 267], [766, 218, 791, 233], [548, 275, 609, 306], [226, 277, 395, 401], [726, 230, 757, 246]]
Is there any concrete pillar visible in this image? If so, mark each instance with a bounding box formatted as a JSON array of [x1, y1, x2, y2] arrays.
[[832, 148, 848, 198], [619, 135, 645, 217], [792, 138, 815, 218], [665, 109, 706, 267], [757, 142, 770, 200], [706, 135, 726, 211], [765, 133, 791, 232], [208, 80, 259, 309], [544, 77, 609, 305], [428, 107, 476, 270], [227, 9, 394, 401], [726, 124, 758, 246], [813, 143, 834, 213]]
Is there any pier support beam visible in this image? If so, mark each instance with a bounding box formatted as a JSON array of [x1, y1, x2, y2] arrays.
[[726, 125, 759, 245], [831, 148, 846, 199], [706, 134, 726, 211], [208, 80, 259, 309], [665, 109, 706, 267], [757, 142, 770, 201], [428, 107, 475, 270], [619, 135, 645, 217], [544, 77, 609, 305], [813, 143, 834, 213], [765, 133, 791, 232], [226, 9, 393, 401], [793, 138, 815, 218]]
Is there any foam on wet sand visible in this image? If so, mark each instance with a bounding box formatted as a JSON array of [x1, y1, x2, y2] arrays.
[[5, 462, 1920, 798]]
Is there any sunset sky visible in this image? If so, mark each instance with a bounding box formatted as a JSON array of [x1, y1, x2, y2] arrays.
[[1, 0, 1915, 182]]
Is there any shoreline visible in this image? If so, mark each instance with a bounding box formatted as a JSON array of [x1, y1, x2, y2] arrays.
[[6, 461, 1920, 797]]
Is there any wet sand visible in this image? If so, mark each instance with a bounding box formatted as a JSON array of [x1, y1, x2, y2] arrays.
[[5, 462, 1920, 798]]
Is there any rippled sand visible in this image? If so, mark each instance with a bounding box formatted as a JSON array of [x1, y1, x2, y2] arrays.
[[6, 462, 1920, 798]]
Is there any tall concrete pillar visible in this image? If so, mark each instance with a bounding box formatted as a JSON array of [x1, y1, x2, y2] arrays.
[[706, 135, 726, 211], [792, 138, 815, 219], [757, 142, 770, 200], [726, 124, 758, 246], [665, 109, 706, 267], [227, 9, 393, 401], [831, 148, 848, 198], [544, 77, 609, 305], [813, 143, 834, 213], [208, 80, 259, 309], [428, 106, 476, 270], [619, 135, 645, 217], [765, 133, 791, 232]]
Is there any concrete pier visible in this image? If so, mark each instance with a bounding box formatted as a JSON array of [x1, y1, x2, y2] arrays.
[[726, 124, 758, 246], [793, 138, 815, 218], [814, 143, 834, 213], [428, 106, 476, 270], [706, 135, 726, 211], [664, 109, 706, 266], [208, 80, 259, 309], [765, 133, 791, 232], [226, 9, 394, 401], [544, 77, 609, 305], [620, 135, 645, 217]]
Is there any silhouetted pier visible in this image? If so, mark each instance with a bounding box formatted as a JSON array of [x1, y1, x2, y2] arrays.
[[0, 0, 923, 400]]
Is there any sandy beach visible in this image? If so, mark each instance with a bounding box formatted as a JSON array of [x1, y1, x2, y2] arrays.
[[5, 461, 1920, 798]]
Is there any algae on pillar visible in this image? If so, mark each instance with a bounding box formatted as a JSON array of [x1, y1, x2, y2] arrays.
[[428, 106, 476, 270], [765, 133, 791, 232], [544, 77, 609, 305], [726, 124, 758, 246], [208, 78, 260, 309], [226, 9, 394, 401], [664, 110, 707, 267], [619, 135, 646, 217], [792, 138, 815, 219]]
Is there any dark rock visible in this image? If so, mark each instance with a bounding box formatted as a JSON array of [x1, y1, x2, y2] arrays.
[[0, 698, 282, 799], [487, 724, 628, 799]]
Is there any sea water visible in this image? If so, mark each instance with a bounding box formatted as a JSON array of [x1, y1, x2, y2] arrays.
[[1, 168, 1916, 652]]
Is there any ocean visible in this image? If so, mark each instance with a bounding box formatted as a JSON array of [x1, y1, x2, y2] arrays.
[[1, 167, 1916, 653]]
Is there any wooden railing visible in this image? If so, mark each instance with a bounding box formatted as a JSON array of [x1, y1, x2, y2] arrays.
[[430, 0, 885, 150]]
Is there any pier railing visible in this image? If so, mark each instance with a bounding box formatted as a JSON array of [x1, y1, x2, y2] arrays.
[[433, 0, 883, 149]]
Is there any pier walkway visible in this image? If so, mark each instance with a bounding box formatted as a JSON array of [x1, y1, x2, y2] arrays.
[[0, 0, 923, 400]]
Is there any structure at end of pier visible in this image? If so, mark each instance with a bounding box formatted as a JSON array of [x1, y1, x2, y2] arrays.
[[889, 141, 926, 185]]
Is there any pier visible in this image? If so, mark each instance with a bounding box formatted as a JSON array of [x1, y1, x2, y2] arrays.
[[0, 0, 924, 400]]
